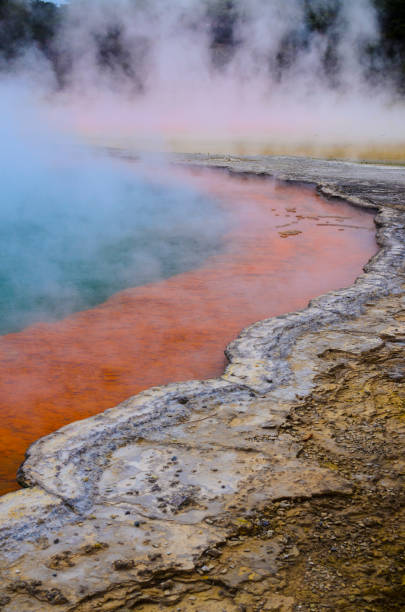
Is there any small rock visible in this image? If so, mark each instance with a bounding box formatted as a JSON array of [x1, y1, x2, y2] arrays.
[[0, 596, 11, 606], [113, 559, 135, 571]]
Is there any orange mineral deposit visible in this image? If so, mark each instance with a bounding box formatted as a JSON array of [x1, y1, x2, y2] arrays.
[[0, 168, 376, 495]]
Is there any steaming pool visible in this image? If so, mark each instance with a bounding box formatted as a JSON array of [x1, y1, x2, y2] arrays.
[[0, 164, 377, 495]]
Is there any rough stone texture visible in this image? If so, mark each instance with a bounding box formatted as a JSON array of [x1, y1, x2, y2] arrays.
[[0, 155, 404, 611]]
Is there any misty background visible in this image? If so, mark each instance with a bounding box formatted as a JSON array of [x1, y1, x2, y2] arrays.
[[1, 0, 405, 90], [0, 0, 404, 154]]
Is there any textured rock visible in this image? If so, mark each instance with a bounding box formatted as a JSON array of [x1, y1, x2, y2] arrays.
[[0, 155, 404, 611]]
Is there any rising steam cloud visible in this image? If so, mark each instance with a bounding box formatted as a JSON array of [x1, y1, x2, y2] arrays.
[[1, 0, 404, 157], [39, 0, 405, 158]]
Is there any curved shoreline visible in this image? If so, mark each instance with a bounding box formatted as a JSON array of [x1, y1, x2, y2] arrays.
[[0, 166, 375, 498], [0, 155, 404, 612]]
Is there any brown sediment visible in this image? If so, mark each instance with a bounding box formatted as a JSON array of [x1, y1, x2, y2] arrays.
[[0, 168, 376, 495]]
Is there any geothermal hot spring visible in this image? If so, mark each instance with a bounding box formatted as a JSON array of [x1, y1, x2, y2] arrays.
[[0, 145, 377, 495]]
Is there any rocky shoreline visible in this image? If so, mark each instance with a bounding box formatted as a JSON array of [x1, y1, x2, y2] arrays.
[[0, 155, 404, 611]]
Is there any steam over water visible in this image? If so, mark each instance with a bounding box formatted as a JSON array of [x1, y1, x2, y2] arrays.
[[0, 88, 225, 334], [1, 0, 404, 158], [50, 0, 405, 158]]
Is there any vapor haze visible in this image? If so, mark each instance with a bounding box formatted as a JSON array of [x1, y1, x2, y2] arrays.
[[0, 79, 225, 333], [44, 0, 405, 158]]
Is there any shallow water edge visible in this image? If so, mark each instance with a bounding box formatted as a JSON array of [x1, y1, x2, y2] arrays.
[[0, 165, 377, 496]]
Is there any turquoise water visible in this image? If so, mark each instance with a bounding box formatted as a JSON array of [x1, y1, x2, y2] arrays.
[[0, 144, 225, 334]]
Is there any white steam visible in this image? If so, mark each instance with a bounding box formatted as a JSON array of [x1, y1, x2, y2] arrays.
[[0, 80, 226, 333], [35, 0, 405, 158]]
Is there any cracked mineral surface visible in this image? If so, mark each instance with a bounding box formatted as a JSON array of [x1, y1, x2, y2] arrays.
[[0, 155, 404, 611]]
